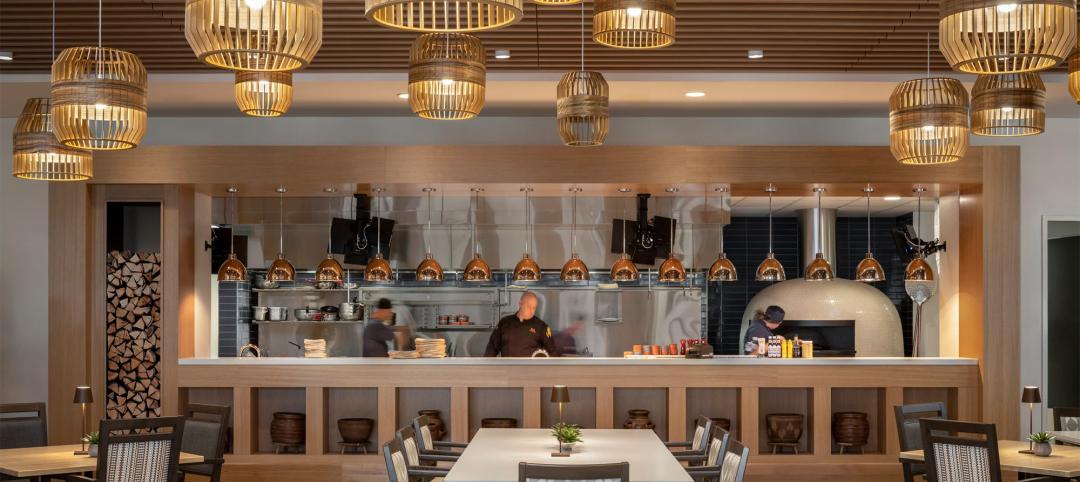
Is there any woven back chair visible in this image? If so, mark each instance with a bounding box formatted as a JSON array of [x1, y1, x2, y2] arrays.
[[518, 462, 630, 482], [69, 416, 185, 482], [412, 415, 468, 454], [382, 438, 449, 482], [919, 419, 1001, 482]]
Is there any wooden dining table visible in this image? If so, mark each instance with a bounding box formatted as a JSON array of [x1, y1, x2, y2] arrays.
[[900, 440, 1080, 479], [444, 429, 692, 482], [0, 444, 204, 478]]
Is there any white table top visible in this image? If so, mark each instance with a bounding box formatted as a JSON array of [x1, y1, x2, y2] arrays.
[[180, 356, 978, 366], [444, 429, 692, 482], [1052, 431, 1080, 446]]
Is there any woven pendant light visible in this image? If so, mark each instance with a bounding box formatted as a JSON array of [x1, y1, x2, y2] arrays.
[[756, 184, 786, 282], [409, 33, 486, 120], [185, 0, 323, 71], [513, 187, 542, 282], [365, 187, 393, 283], [708, 187, 736, 282], [267, 186, 296, 282], [464, 187, 493, 282], [365, 0, 523, 33], [855, 186, 886, 283], [535, 0, 582, 4], [939, 0, 1077, 74], [560, 187, 590, 282], [416, 187, 445, 282], [971, 73, 1046, 137], [593, 0, 675, 49], [235, 71, 293, 117], [12, 98, 93, 181], [316, 194, 344, 283], [558, 3, 609, 146], [889, 78, 970, 165], [1070, 31, 1080, 103], [218, 187, 248, 281], [610, 187, 640, 282], [804, 187, 834, 281], [50, 47, 147, 151], [658, 187, 686, 283]]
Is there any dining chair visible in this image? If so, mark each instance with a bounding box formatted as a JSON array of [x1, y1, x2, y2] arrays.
[[0, 403, 48, 450], [413, 415, 468, 454], [1051, 406, 1080, 445], [894, 401, 947, 482], [685, 438, 749, 482], [674, 427, 728, 468], [396, 425, 458, 471], [665, 416, 714, 458], [382, 439, 448, 482], [517, 462, 630, 482], [66, 416, 185, 482], [177, 403, 230, 482]]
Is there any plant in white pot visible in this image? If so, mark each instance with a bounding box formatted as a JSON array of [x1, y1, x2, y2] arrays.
[[1028, 432, 1055, 457], [550, 423, 582, 457], [82, 432, 101, 457]]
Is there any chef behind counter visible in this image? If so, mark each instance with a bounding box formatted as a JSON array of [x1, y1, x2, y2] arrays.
[[484, 291, 559, 357]]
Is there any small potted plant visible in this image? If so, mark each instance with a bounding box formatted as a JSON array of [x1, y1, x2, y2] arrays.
[[82, 432, 101, 457], [1028, 432, 1055, 457], [550, 423, 582, 457]]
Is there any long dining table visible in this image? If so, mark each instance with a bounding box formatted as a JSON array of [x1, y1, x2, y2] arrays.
[[0, 444, 204, 478], [444, 429, 693, 482]]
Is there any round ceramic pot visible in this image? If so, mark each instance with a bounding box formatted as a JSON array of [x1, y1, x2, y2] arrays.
[[1033, 442, 1052, 457], [832, 412, 870, 447], [337, 418, 374, 444], [419, 410, 446, 441], [766, 413, 804, 444], [88, 444, 99, 457], [623, 409, 655, 430]]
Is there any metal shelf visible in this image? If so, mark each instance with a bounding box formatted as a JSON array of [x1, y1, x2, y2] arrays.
[[251, 320, 364, 325], [417, 325, 493, 332]]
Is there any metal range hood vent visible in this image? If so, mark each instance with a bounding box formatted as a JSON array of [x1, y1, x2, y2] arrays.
[[797, 207, 837, 273]]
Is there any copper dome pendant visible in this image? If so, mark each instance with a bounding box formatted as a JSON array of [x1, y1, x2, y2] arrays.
[[855, 186, 885, 283], [464, 187, 492, 282], [755, 185, 786, 282], [708, 187, 736, 282], [365, 187, 394, 283], [560, 187, 590, 282], [415, 187, 444, 282], [658, 188, 686, 283], [513, 187, 541, 282], [804, 187, 834, 282]]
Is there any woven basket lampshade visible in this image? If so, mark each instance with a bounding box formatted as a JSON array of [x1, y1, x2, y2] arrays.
[[556, 71, 609, 147], [1068, 27, 1080, 103], [971, 73, 1046, 137], [365, 0, 522, 32], [593, 0, 676, 49], [12, 98, 93, 181], [888, 78, 970, 165], [235, 71, 293, 117], [408, 33, 486, 120], [49, 47, 147, 151], [939, 0, 1077, 74], [534, 0, 582, 4], [185, 0, 323, 71]]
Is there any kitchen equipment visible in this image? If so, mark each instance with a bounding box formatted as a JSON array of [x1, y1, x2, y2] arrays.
[[320, 305, 340, 321], [322, 313, 339, 321], [268, 307, 288, 321], [295, 308, 321, 321], [314, 280, 337, 290], [253, 306, 270, 321], [239, 343, 262, 357], [339, 301, 362, 321], [255, 277, 279, 290]]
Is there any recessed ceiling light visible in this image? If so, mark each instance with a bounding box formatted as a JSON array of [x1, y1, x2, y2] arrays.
[[684, 92, 706, 98], [396, 92, 409, 99], [748, 49, 764, 59], [494, 49, 511, 60], [883, 195, 902, 201], [0, 51, 12, 62]]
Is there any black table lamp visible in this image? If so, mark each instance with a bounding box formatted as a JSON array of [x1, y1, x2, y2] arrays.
[[550, 385, 571, 425], [73, 386, 94, 455], [1020, 386, 1041, 454]]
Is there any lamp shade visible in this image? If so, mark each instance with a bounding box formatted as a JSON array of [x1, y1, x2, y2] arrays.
[[1021, 386, 1042, 403], [855, 253, 886, 283], [315, 254, 344, 282], [185, 0, 323, 71], [971, 73, 1046, 137], [550, 385, 571, 404], [463, 253, 493, 282], [592, 0, 676, 49], [513, 254, 542, 282], [1071, 49, 1080, 104], [658, 256, 687, 283], [50, 47, 147, 151], [888, 78, 970, 165], [267, 253, 296, 281], [939, 0, 1077, 74], [234, 71, 293, 117], [756, 253, 786, 282], [560, 253, 590, 282], [416, 253, 445, 282], [610, 253, 640, 282], [408, 33, 486, 120], [218, 253, 248, 281], [805, 253, 835, 281], [73, 386, 94, 404], [365, 252, 393, 282], [904, 255, 935, 281], [12, 97, 93, 181], [556, 71, 609, 147], [365, 0, 523, 33], [708, 254, 737, 282]]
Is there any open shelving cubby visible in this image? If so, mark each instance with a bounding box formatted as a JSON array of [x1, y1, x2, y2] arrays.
[[324, 388, 379, 455], [396, 388, 452, 441], [253, 387, 307, 454], [830, 387, 886, 455], [758, 387, 814, 455], [540, 387, 596, 428], [686, 388, 741, 440], [613, 388, 669, 441], [468, 388, 523, 440]]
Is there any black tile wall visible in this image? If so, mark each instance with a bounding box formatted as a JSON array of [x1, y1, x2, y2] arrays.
[[217, 280, 252, 357]]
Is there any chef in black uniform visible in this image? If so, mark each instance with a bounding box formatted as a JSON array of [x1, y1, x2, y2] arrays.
[[743, 305, 785, 355], [484, 291, 557, 357]]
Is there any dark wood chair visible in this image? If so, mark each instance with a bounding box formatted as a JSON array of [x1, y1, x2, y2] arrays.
[[177, 404, 230, 482], [396, 425, 456, 475], [518, 462, 630, 482], [685, 437, 749, 482], [382, 439, 448, 482], [1051, 406, 1080, 445], [665, 416, 714, 460], [412, 415, 468, 453], [674, 426, 728, 467], [1, 403, 50, 482], [894, 401, 946, 482], [65, 416, 185, 482]]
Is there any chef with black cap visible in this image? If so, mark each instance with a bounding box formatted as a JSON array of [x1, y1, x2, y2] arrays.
[[743, 305, 786, 355]]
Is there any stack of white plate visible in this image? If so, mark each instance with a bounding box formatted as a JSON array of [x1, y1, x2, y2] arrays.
[[304, 339, 327, 358], [389, 350, 420, 359], [415, 338, 447, 358]]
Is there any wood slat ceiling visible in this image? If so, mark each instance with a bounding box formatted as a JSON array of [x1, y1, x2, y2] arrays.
[[0, 0, 1074, 73]]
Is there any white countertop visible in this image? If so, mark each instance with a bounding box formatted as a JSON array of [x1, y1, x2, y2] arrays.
[[179, 356, 978, 366]]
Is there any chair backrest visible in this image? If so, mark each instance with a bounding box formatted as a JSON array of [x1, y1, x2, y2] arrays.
[[1051, 406, 1080, 431], [690, 416, 714, 452], [518, 462, 629, 482], [382, 438, 410, 482], [920, 419, 1002, 482], [180, 404, 230, 468], [894, 402, 947, 452], [95, 416, 185, 482], [717, 438, 750, 482], [0, 402, 47, 449], [395, 425, 422, 467], [704, 428, 730, 467], [412, 415, 436, 452]]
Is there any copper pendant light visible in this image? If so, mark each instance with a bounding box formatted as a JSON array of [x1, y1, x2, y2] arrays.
[[592, 0, 676, 50], [513, 187, 542, 282], [904, 188, 936, 282], [416, 187, 445, 282], [755, 184, 786, 282], [408, 33, 486, 120], [855, 186, 886, 283], [804, 187, 834, 282], [463, 187, 493, 282], [610, 187, 640, 282], [905, 186, 937, 357], [657, 187, 686, 283], [558, 2, 609, 146], [561, 187, 590, 282], [185, 0, 323, 71], [708, 186, 737, 282], [888, 35, 970, 166], [218, 186, 248, 281], [365, 187, 393, 282], [938, 0, 1077, 74], [971, 73, 1046, 137], [234, 71, 293, 117], [267, 186, 296, 282], [365, 0, 523, 33], [316, 192, 344, 283]]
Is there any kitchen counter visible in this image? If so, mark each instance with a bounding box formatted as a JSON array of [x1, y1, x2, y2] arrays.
[[179, 356, 978, 366]]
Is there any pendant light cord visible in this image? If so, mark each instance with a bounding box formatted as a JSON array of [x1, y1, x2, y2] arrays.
[[278, 190, 284, 255], [327, 196, 333, 253], [669, 194, 675, 257], [866, 189, 872, 252], [228, 194, 235, 256], [579, 0, 584, 72], [523, 188, 531, 255], [717, 189, 725, 254], [425, 188, 433, 255], [472, 189, 478, 255], [621, 193, 628, 255], [926, 32, 930, 79], [571, 188, 578, 254], [767, 188, 774, 254], [51, 0, 55, 61], [375, 189, 383, 257], [534, 4, 541, 71]]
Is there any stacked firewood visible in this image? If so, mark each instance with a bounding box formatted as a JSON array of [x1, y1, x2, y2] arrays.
[[105, 251, 163, 420]]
